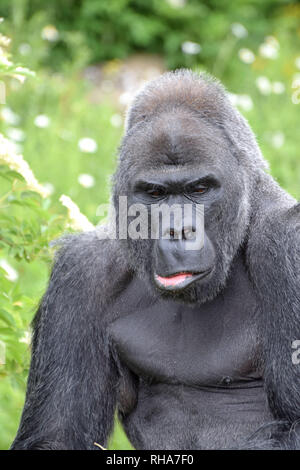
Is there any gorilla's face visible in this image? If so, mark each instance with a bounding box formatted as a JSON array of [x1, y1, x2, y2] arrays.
[[114, 110, 251, 303]]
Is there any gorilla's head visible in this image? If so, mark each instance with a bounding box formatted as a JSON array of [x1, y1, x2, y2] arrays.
[[112, 70, 267, 303]]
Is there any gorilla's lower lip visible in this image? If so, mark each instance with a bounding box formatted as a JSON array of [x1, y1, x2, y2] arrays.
[[154, 269, 212, 291]]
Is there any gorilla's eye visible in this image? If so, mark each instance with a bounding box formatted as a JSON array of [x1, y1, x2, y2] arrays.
[[133, 182, 167, 201], [193, 186, 208, 195], [147, 188, 165, 198]]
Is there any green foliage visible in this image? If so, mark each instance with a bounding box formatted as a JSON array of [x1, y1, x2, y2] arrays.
[[0, 166, 65, 449], [1, 0, 300, 71], [0, 36, 66, 449]]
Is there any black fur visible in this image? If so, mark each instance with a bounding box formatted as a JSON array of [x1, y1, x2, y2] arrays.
[[11, 71, 300, 450]]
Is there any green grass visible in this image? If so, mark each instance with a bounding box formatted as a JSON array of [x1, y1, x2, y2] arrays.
[[6, 72, 123, 223]]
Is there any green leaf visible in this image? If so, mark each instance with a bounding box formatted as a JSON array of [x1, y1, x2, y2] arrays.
[[0, 309, 16, 328]]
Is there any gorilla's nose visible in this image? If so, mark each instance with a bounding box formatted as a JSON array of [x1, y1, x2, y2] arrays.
[[183, 226, 197, 240], [167, 225, 196, 241], [155, 227, 205, 277]]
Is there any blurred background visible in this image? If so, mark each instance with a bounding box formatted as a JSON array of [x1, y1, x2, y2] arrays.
[[0, 0, 299, 450]]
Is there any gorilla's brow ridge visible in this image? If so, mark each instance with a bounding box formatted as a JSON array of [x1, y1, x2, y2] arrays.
[[134, 174, 219, 190]]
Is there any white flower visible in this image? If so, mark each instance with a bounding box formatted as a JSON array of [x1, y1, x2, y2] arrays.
[[6, 127, 25, 142], [227, 93, 239, 107], [119, 91, 134, 106], [42, 182, 55, 195], [13, 66, 34, 84], [110, 114, 123, 128], [166, 0, 186, 7], [41, 25, 59, 42], [271, 131, 285, 149], [19, 43, 32, 56], [78, 173, 95, 188], [295, 57, 300, 70], [256, 76, 272, 95], [237, 95, 253, 112], [0, 54, 12, 67], [265, 36, 279, 48], [292, 79, 300, 104], [9, 142, 23, 154], [227, 93, 253, 112], [259, 36, 279, 60], [13, 74, 27, 84], [259, 43, 278, 59], [0, 133, 50, 197], [272, 81, 285, 94], [0, 259, 18, 282], [1, 107, 20, 125], [0, 33, 11, 47], [19, 331, 31, 345], [231, 23, 248, 39], [292, 73, 300, 89], [34, 114, 50, 128], [60, 195, 94, 232], [181, 41, 202, 55], [78, 137, 98, 153], [238, 48, 255, 64], [15, 66, 31, 74]]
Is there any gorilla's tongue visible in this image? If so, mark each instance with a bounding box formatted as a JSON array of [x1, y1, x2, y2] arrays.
[[156, 273, 193, 287]]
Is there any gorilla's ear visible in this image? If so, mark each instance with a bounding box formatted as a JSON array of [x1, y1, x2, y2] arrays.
[[125, 69, 268, 171]]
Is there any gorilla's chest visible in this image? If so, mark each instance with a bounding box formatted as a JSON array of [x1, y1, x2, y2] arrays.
[[109, 265, 260, 386]]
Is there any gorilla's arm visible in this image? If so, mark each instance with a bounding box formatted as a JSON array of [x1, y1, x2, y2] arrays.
[[11, 232, 130, 450], [247, 200, 300, 449]]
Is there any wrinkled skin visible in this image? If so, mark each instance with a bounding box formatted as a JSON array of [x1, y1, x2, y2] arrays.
[[115, 110, 250, 304], [12, 71, 300, 450]]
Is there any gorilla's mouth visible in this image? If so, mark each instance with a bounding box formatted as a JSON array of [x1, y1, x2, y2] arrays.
[[154, 269, 212, 291]]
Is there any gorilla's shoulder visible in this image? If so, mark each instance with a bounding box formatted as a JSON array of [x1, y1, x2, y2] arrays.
[[53, 229, 118, 263], [286, 202, 300, 256], [49, 229, 131, 299], [262, 200, 299, 238], [286, 201, 300, 223], [247, 201, 300, 286]]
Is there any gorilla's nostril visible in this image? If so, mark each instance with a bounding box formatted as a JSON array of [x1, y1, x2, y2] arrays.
[[183, 227, 196, 240]]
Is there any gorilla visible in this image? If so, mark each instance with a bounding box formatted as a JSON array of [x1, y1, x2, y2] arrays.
[[12, 70, 300, 450]]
